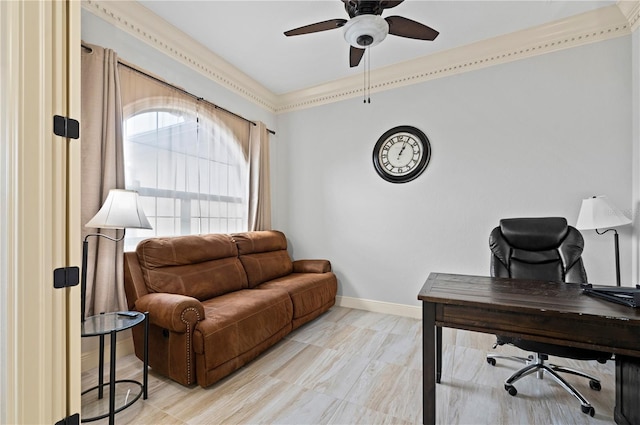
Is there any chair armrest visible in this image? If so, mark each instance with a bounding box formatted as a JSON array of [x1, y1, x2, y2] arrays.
[[135, 293, 204, 332], [292, 259, 332, 274]]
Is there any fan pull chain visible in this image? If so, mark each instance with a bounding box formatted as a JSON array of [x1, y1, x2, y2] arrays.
[[363, 48, 366, 103], [367, 48, 371, 103], [363, 48, 371, 104]]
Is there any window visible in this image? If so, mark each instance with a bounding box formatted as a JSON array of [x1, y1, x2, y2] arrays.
[[123, 108, 247, 251]]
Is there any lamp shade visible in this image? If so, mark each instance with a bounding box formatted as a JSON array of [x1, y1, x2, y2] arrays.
[[86, 189, 152, 230], [576, 195, 631, 230]]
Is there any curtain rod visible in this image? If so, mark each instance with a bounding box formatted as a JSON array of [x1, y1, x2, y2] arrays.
[[81, 44, 275, 136]]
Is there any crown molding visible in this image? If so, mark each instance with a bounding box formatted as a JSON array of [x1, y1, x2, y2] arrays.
[[82, 0, 280, 113], [277, 3, 632, 113], [83, 1, 637, 115], [618, 0, 640, 32]]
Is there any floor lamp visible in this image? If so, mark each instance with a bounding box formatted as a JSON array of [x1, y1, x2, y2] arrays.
[[576, 195, 631, 286], [81, 189, 152, 321]]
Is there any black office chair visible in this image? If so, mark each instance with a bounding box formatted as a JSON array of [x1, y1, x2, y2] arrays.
[[487, 217, 611, 417]]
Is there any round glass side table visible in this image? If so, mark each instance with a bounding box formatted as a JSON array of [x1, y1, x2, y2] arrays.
[[81, 311, 148, 425]]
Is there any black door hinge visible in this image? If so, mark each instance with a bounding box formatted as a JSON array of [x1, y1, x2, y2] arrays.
[[53, 267, 80, 289], [53, 115, 80, 139], [55, 413, 79, 425]]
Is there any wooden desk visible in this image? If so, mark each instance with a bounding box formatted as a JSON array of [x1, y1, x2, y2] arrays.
[[418, 272, 640, 425]]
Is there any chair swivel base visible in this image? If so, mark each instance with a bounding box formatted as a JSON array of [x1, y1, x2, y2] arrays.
[[486, 353, 530, 367], [488, 353, 600, 417]]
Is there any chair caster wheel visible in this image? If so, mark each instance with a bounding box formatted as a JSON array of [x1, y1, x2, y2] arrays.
[[504, 384, 517, 396], [589, 380, 601, 391], [487, 357, 496, 366], [581, 405, 595, 417]]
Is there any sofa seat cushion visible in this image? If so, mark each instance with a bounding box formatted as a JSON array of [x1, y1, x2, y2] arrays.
[[193, 288, 293, 371], [136, 233, 248, 300], [257, 272, 338, 322]]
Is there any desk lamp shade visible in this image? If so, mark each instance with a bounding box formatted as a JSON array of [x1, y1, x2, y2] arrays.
[[576, 195, 631, 230], [576, 195, 631, 286], [86, 189, 152, 230]]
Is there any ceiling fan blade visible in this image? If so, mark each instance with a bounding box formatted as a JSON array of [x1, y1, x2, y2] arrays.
[[350, 46, 365, 68], [284, 19, 348, 36], [385, 16, 439, 41]]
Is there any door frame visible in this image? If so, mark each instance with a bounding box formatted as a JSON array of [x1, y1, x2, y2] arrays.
[[0, 1, 81, 422]]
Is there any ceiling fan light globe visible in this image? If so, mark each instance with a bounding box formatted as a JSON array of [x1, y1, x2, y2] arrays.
[[343, 15, 389, 48]]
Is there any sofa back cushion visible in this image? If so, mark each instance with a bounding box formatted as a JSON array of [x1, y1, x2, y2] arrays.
[[233, 230, 293, 288], [136, 233, 248, 300]]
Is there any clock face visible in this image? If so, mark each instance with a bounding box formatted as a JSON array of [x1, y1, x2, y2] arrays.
[[372, 126, 431, 183]]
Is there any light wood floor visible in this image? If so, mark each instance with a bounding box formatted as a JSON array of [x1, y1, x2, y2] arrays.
[[81, 306, 616, 424]]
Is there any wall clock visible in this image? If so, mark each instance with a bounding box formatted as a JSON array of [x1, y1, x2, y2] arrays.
[[372, 125, 431, 183]]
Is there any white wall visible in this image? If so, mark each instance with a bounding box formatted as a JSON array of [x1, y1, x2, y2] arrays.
[[275, 36, 633, 307]]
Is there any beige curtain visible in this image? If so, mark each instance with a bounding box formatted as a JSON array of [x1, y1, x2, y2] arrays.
[[81, 43, 126, 316], [248, 122, 271, 231]]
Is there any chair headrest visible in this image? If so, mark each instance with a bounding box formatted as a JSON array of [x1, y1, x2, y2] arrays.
[[499, 217, 569, 251]]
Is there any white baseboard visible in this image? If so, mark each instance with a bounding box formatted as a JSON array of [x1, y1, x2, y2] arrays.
[[335, 295, 421, 319]]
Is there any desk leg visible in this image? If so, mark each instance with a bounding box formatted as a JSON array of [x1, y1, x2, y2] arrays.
[[109, 330, 116, 425], [436, 327, 442, 384], [615, 355, 640, 425], [423, 302, 436, 425]]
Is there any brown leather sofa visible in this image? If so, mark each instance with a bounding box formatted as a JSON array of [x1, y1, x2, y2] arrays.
[[123, 230, 337, 388]]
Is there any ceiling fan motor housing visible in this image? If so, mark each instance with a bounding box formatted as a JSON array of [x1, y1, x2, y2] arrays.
[[343, 15, 389, 48]]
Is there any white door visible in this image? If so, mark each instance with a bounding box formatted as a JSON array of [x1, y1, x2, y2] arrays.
[[0, 1, 81, 423]]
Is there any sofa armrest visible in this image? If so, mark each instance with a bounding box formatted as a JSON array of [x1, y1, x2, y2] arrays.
[[135, 293, 204, 332], [292, 259, 332, 274]]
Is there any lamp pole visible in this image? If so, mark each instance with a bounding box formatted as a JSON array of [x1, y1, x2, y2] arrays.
[[577, 195, 631, 287], [596, 228, 622, 287], [81, 230, 126, 321]]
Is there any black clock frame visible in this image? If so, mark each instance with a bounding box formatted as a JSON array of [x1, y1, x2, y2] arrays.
[[372, 125, 431, 183]]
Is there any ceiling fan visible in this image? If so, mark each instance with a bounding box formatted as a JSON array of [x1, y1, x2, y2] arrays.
[[284, 0, 439, 68]]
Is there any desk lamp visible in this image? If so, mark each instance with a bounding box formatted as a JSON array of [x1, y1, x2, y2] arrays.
[[576, 195, 631, 286], [81, 189, 152, 320]]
